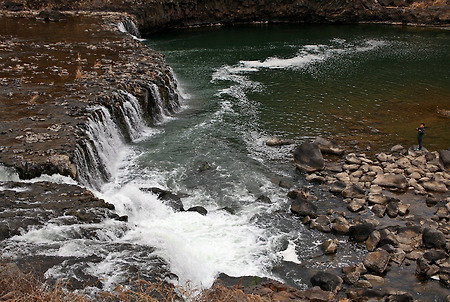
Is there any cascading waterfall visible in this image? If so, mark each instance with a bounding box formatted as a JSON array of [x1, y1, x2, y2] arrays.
[[117, 17, 141, 39]]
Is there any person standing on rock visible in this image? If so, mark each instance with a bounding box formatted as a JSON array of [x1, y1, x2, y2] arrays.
[[416, 123, 425, 151]]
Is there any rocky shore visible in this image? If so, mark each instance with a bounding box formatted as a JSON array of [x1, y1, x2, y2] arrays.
[[231, 137, 449, 301]]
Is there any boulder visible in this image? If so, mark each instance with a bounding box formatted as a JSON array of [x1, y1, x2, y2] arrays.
[[266, 136, 293, 147], [391, 144, 404, 152], [290, 197, 317, 218], [373, 173, 408, 190], [310, 271, 343, 292], [439, 149, 450, 170], [313, 136, 344, 155], [146, 187, 185, 212], [341, 184, 365, 198], [349, 223, 375, 242], [386, 200, 400, 218], [423, 181, 448, 192], [363, 250, 391, 273], [422, 228, 446, 249], [332, 217, 350, 234], [301, 286, 335, 302], [293, 142, 325, 173], [187, 206, 208, 216]]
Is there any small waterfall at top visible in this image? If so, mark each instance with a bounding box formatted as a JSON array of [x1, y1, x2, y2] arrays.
[[117, 17, 141, 39]]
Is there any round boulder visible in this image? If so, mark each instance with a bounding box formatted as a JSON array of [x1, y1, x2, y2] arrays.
[[293, 142, 325, 173]]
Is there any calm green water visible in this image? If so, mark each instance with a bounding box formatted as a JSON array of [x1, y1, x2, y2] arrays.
[[148, 24, 450, 152]]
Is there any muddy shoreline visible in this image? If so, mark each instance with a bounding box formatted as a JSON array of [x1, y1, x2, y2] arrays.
[[0, 7, 449, 302]]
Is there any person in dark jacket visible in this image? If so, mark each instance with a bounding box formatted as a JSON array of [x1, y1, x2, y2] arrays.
[[416, 123, 425, 150]]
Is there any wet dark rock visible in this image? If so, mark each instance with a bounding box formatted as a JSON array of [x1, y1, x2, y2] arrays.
[[386, 200, 400, 218], [422, 227, 446, 249], [1, 1, 24, 11], [143, 187, 185, 212], [349, 223, 375, 242], [301, 286, 335, 301], [293, 142, 324, 173], [256, 195, 272, 203], [364, 250, 391, 273], [379, 229, 399, 247], [423, 250, 447, 263], [310, 271, 343, 292], [187, 206, 208, 216], [220, 207, 236, 215], [290, 197, 317, 218]]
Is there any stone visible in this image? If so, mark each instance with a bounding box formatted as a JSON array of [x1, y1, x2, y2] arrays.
[[363, 250, 391, 273], [332, 217, 350, 234], [397, 203, 409, 216], [422, 227, 446, 249], [386, 200, 400, 218], [439, 149, 450, 170], [373, 173, 408, 190], [313, 136, 345, 155], [386, 292, 413, 302], [310, 271, 343, 292], [371, 204, 386, 218], [290, 197, 317, 218], [377, 153, 389, 163], [423, 250, 446, 263], [147, 187, 185, 212], [379, 229, 399, 247], [306, 173, 326, 183], [187, 206, 208, 215], [322, 239, 338, 255], [302, 286, 335, 302], [423, 181, 448, 192], [293, 142, 325, 172], [436, 207, 448, 219], [314, 215, 331, 233], [343, 164, 360, 171], [345, 154, 362, 165], [342, 263, 367, 275], [349, 223, 375, 242], [343, 271, 360, 285], [347, 198, 366, 212], [391, 144, 404, 152], [391, 248, 406, 265], [366, 230, 381, 252], [329, 181, 346, 194], [266, 136, 293, 146], [341, 184, 365, 198], [362, 274, 385, 286]]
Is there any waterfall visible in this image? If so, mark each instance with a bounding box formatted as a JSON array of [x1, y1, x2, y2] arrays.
[[75, 106, 125, 189], [117, 17, 141, 39], [74, 70, 182, 189]]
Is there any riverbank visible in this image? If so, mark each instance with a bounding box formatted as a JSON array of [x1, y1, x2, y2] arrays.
[[2, 0, 449, 34]]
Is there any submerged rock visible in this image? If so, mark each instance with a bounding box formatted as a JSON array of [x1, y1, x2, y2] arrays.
[[290, 197, 317, 218], [310, 271, 343, 292]]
